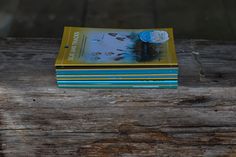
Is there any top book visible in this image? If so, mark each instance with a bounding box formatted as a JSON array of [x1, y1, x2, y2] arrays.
[[55, 27, 178, 67]]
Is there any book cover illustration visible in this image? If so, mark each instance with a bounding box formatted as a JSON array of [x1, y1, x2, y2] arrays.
[[82, 31, 165, 63], [55, 27, 177, 66]]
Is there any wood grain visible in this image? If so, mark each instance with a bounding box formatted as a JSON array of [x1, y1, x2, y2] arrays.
[[9, 0, 87, 37], [85, 0, 155, 28], [0, 38, 236, 156], [154, 0, 235, 40]]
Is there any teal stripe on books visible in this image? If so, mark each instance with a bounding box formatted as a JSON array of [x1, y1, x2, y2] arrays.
[[56, 75, 177, 79], [57, 80, 178, 85], [56, 69, 178, 75], [57, 85, 178, 89]]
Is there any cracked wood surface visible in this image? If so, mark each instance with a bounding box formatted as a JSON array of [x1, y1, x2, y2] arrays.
[[0, 38, 236, 156]]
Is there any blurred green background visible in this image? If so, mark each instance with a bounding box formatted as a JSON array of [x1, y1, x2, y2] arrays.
[[0, 0, 235, 40]]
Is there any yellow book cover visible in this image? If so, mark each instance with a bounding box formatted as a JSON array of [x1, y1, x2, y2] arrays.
[[55, 27, 178, 67]]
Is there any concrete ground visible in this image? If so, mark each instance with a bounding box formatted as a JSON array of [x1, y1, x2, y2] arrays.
[[0, 0, 235, 40]]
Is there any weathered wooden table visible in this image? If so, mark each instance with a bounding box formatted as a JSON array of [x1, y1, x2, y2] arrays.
[[0, 38, 236, 156]]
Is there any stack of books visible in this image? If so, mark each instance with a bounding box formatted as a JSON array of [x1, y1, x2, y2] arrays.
[[55, 27, 178, 88]]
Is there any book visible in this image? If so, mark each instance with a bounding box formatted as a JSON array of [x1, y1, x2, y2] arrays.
[[56, 68, 178, 75], [55, 27, 179, 88], [56, 74, 178, 81], [58, 84, 178, 89], [55, 27, 178, 67], [57, 80, 178, 85]]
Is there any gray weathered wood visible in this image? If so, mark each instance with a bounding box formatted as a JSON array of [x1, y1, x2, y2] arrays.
[[154, 0, 235, 40], [0, 38, 236, 156], [85, 0, 155, 28], [9, 0, 87, 37]]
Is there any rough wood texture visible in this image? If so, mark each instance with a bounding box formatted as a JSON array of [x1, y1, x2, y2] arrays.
[[5, 0, 236, 40], [0, 38, 236, 157], [9, 0, 87, 37], [154, 0, 235, 40], [85, 0, 155, 28]]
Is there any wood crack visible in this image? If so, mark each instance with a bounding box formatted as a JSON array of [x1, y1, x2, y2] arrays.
[[191, 51, 206, 81]]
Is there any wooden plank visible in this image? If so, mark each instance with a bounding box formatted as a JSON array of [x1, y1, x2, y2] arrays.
[[221, 0, 236, 39], [0, 38, 235, 86], [9, 0, 87, 37], [154, 0, 234, 40], [0, 38, 236, 156], [0, 0, 19, 37], [85, 0, 155, 28]]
